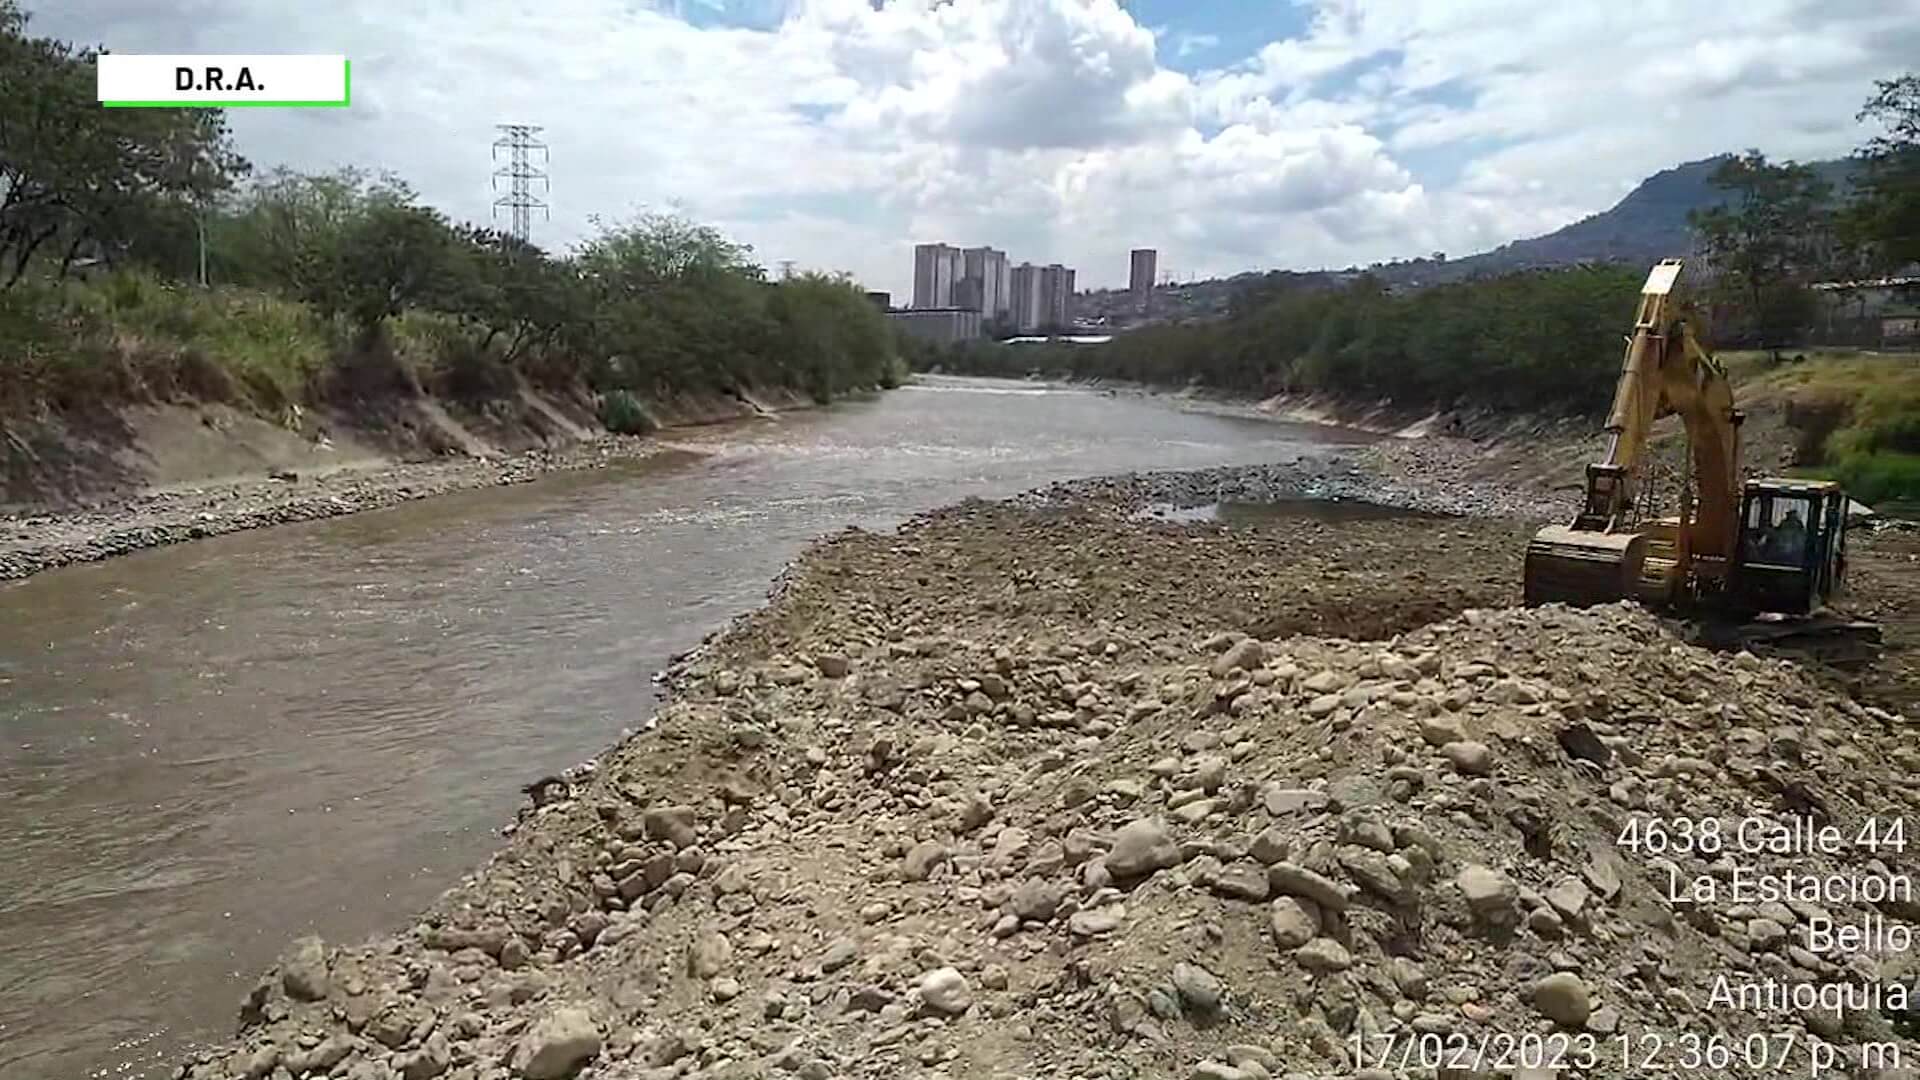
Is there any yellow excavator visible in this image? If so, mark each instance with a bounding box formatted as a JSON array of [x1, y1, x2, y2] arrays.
[[1523, 260, 1873, 657]]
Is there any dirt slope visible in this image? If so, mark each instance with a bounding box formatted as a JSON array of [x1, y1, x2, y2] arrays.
[[1, 382, 818, 511]]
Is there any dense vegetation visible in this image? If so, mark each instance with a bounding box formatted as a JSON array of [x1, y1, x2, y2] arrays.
[[0, 2, 901, 428], [932, 266, 1645, 413]]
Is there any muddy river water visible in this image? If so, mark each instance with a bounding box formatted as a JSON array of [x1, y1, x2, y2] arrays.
[[0, 376, 1374, 1079]]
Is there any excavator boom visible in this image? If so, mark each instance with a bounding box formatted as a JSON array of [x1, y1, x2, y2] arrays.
[[1523, 259, 1742, 608]]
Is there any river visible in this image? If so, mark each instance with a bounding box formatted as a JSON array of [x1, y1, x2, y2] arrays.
[[0, 376, 1373, 1080]]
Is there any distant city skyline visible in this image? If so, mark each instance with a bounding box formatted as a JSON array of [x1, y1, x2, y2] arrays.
[[913, 242, 1078, 331]]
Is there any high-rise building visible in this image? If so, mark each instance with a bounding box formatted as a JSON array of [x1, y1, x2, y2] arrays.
[[1129, 248, 1157, 310], [1009, 263, 1043, 332], [1039, 263, 1075, 329], [963, 246, 1010, 317], [953, 276, 986, 312], [911, 243, 963, 308]]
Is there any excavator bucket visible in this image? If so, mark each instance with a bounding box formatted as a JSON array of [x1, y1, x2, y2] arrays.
[[1522, 525, 1649, 607]]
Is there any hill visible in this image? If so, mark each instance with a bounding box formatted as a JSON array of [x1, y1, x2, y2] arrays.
[[1423, 155, 1857, 281]]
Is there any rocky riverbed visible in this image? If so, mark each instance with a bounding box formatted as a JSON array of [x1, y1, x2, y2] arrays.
[[168, 480, 1920, 1080], [1017, 453, 1568, 521], [0, 437, 675, 581]]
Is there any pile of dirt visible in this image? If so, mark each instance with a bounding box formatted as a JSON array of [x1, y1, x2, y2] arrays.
[[1020, 458, 1565, 521], [174, 501, 1917, 1080], [1357, 389, 1810, 526]]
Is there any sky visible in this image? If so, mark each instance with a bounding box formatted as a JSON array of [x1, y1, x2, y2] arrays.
[[33, 0, 1920, 298]]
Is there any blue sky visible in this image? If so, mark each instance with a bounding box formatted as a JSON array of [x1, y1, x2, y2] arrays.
[[33, 0, 1920, 297], [1124, 1, 1308, 73]]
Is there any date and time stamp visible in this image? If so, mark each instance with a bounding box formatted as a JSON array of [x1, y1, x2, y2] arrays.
[[1355, 813, 1918, 1075], [1348, 1030, 1899, 1074]]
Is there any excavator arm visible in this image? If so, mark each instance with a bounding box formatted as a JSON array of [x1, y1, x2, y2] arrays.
[[1523, 260, 1742, 607]]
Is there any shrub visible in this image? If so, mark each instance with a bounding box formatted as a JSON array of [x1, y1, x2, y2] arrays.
[[929, 267, 1644, 413], [390, 310, 516, 401], [3, 191, 908, 422], [1825, 450, 1920, 505], [598, 389, 656, 435]]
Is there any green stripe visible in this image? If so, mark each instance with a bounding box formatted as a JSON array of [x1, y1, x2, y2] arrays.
[[103, 100, 347, 107], [101, 59, 350, 108]]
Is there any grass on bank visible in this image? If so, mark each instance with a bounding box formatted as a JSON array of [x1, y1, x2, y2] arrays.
[[1731, 350, 1920, 505], [0, 276, 523, 415], [0, 271, 337, 415]]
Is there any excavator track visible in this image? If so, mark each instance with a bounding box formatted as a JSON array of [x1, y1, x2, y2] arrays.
[[1695, 613, 1886, 670]]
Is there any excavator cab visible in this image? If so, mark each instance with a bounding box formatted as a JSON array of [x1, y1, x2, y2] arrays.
[[1730, 479, 1848, 616]]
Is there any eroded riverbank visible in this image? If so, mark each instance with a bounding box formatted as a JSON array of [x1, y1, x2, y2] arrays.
[[173, 484, 1919, 1080], [0, 436, 680, 581]]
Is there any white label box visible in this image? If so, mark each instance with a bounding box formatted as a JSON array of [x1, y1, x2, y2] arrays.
[[97, 54, 349, 107]]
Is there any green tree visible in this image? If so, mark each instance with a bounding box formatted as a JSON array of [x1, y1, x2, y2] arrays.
[[1688, 151, 1833, 358], [575, 213, 774, 393], [576, 212, 761, 292], [209, 167, 414, 294], [0, 1, 248, 286], [926, 266, 1645, 416], [305, 201, 459, 330], [444, 226, 585, 367], [1845, 73, 1920, 273], [767, 272, 894, 401]]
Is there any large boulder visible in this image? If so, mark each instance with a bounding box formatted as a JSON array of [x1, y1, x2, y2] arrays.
[[1106, 818, 1182, 879], [513, 1006, 602, 1079], [919, 967, 973, 1015], [280, 936, 330, 1002]]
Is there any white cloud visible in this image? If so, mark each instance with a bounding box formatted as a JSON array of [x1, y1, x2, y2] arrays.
[[817, 0, 1191, 151], [27, 0, 1920, 298], [1267, 0, 1919, 211]]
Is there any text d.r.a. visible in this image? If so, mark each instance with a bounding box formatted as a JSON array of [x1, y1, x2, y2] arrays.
[[174, 65, 261, 91]]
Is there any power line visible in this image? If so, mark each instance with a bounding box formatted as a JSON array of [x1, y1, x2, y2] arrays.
[[491, 124, 549, 243]]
